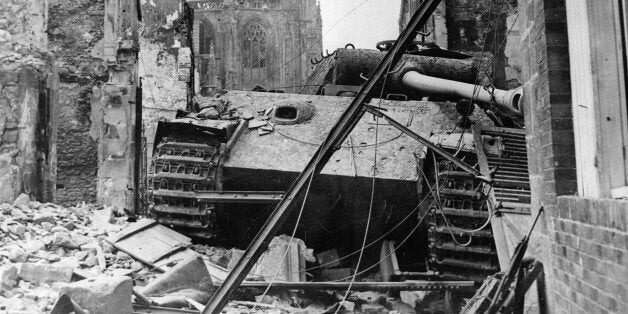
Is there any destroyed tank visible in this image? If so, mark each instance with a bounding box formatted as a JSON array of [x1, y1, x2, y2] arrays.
[[147, 45, 531, 289], [302, 44, 530, 283]]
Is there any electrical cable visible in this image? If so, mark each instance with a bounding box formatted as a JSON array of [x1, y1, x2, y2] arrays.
[[331, 198, 434, 282], [427, 150, 496, 247], [252, 170, 316, 310], [333, 56, 392, 313], [274, 128, 403, 148]]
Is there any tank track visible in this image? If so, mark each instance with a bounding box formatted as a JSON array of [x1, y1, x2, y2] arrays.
[[148, 135, 223, 240], [426, 151, 500, 283]]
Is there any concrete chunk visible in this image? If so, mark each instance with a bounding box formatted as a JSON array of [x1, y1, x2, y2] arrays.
[[60, 275, 133, 314], [33, 213, 56, 225], [19, 263, 74, 283], [52, 232, 79, 249], [13, 193, 30, 207], [8, 245, 28, 262], [0, 264, 18, 292]]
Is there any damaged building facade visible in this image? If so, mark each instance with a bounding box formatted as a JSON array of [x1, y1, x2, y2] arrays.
[[0, 0, 627, 313]]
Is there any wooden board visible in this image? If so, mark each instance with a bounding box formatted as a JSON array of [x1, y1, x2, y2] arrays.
[[107, 219, 198, 271]]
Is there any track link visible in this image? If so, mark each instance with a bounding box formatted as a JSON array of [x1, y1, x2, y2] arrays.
[[427, 151, 500, 283], [148, 136, 223, 240]]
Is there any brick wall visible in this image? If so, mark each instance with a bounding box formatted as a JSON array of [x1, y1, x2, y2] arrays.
[[514, 0, 578, 311], [519, 0, 576, 212], [551, 196, 628, 313]]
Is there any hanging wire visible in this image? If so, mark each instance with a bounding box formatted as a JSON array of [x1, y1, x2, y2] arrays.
[[333, 57, 393, 313], [252, 170, 316, 310], [330, 198, 435, 282], [427, 151, 496, 247]]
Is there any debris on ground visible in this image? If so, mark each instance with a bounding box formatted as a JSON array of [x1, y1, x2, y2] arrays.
[[0, 194, 455, 313]]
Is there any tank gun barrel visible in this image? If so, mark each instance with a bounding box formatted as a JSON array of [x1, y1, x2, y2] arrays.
[[401, 70, 524, 116]]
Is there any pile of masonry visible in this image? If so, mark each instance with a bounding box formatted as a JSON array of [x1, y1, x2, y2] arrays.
[[0, 194, 427, 313]]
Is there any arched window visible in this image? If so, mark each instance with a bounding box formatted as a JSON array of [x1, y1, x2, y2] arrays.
[[199, 20, 214, 55], [242, 21, 267, 69], [251, 0, 263, 8]]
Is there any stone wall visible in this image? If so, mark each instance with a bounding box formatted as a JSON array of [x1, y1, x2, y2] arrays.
[[139, 0, 190, 164], [551, 197, 627, 313], [48, 0, 107, 205], [399, 0, 522, 89], [0, 0, 58, 203], [446, 0, 520, 89], [92, 0, 140, 210]]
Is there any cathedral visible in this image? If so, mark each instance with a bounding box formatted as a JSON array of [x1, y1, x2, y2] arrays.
[[188, 0, 323, 93]]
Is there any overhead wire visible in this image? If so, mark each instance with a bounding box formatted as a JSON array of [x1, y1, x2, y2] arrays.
[[252, 170, 316, 310], [426, 151, 494, 247], [331, 199, 434, 282], [334, 55, 392, 313]]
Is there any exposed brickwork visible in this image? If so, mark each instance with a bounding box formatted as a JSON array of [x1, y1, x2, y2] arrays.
[[510, 0, 579, 311], [551, 196, 628, 313], [49, 0, 107, 205], [517, 0, 576, 214]]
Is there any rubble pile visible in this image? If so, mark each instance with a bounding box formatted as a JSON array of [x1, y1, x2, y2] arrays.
[[0, 194, 135, 313], [0, 194, 430, 313]]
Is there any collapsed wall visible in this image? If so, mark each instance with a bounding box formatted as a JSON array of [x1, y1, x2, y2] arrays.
[[0, 0, 58, 203], [48, 0, 108, 205], [139, 0, 191, 164]]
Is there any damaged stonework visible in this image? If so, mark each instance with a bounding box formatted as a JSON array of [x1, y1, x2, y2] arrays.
[[139, 0, 193, 164], [92, 0, 140, 210], [0, 0, 59, 203], [48, 0, 109, 205]]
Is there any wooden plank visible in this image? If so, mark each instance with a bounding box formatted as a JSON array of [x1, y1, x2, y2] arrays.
[[113, 232, 177, 263], [108, 219, 157, 243], [107, 220, 194, 267], [566, 0, 600, 197], [615, 0, 628, 188], [472, 125, 510, 271], [589, 0, 627, 193], [152, 224, 191, 244]]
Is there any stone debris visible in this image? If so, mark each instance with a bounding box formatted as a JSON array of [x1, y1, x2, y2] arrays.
[[59, 275, 133, 314], [0, 194, 432, 313], [0, 264, 18, 292], [0, 195, 133, 313], [19, 263, 74, 284]]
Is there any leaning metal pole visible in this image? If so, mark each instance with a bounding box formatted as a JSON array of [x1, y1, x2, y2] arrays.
[[202, 1, 443, 312]]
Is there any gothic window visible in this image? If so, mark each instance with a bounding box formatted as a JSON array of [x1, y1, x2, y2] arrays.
[[251, 0, 263, 9], [243, 21, 267, 68], [199, 20, 214, 55]]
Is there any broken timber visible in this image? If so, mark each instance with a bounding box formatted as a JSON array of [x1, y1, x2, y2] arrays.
[[106, 219, 198, 272], [203, 0, 445, 312]]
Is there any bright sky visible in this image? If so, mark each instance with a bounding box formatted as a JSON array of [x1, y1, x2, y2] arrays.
[[320, 0, 402, 51]]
